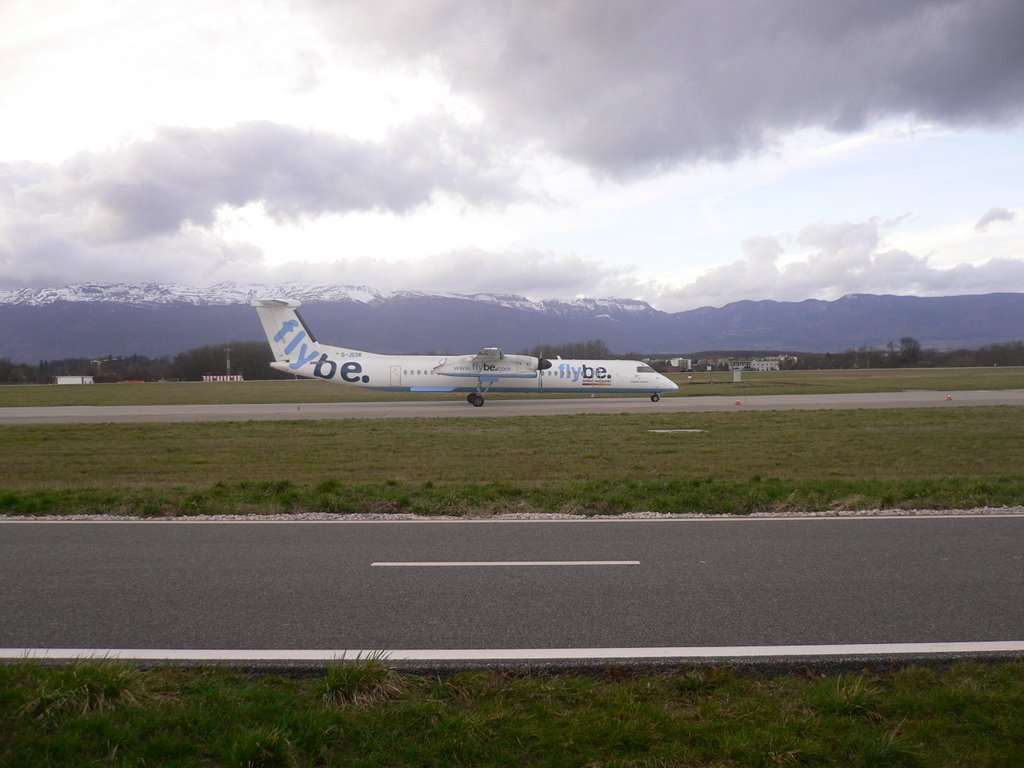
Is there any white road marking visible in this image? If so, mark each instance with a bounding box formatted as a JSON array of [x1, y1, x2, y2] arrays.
[[371, 560, 641, 567], [4, 642, 1024, 662], [3, 513, 1023, 524]]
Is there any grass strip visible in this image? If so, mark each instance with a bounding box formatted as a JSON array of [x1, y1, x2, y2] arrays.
[[2, 475, 1024, 517], [1, 408, 1022, 515], [2, 661, 1023, 766]]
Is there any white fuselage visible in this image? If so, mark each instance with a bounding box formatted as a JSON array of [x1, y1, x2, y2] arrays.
[[270, 348, 677, 396]]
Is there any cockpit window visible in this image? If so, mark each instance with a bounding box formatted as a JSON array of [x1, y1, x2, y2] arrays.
[[637, 365, 655, 373]]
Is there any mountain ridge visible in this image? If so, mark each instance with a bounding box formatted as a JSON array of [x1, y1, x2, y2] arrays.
[[1, 283, 1022, 362], [0, 281, 650, 314]]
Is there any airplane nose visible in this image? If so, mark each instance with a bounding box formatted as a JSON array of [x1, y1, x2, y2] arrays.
[[663, 375, 679, 391]]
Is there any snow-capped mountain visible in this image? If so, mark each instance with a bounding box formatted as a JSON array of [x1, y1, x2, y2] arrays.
[[0, 281, 386, 307], [0, 281, 651, 315]]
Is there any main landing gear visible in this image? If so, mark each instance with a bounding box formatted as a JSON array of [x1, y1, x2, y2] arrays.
[[467, 379, 495, 407]]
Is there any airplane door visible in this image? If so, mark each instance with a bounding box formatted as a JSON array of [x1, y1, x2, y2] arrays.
[[390, 365, 401, 387]]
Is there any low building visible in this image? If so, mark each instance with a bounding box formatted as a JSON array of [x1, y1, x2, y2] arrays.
[[54, 375, 94, 385]]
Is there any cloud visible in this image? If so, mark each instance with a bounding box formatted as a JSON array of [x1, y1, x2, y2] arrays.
[[269, 248, 622, 299], [3, 206, 1020, 311], [262, 217, 1022, 312], [0, 119, 528, 287], [317, 0, 1024, 177], [3, 119, 521, 242], [0, 220, 268, 289], [975, 207, 1016, 231], [650, 217, 1024, 310]]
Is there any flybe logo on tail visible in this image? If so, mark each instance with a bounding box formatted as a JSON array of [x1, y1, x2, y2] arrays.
[[282, 332, 319, 369], [273, 320, 300, 343], [275, 320, 369, 383], [274, 321, 319, 370]]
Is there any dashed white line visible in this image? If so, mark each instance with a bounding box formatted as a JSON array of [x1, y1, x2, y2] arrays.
[[371, 560, 640, 567]]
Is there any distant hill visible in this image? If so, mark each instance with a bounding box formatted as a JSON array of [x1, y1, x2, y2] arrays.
[[1, 282, 1022, 362]]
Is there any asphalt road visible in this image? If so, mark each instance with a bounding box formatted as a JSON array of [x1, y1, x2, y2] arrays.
[[1, 388, 1023, 423], [2, 516, 1023, 663]]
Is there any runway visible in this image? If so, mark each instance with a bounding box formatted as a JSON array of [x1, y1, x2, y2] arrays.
[[2, 388, 1023, 423], [3, 516, 1023, 666]]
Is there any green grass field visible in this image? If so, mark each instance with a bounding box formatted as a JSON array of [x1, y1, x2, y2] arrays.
[[2, 660, 1023, 767], [2, 407, 1022, 516]]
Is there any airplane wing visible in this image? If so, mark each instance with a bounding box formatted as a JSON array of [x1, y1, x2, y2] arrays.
[[434, 348, 543, 379]]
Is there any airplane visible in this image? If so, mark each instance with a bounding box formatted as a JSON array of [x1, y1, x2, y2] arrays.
[[252, 298, 678, 406]]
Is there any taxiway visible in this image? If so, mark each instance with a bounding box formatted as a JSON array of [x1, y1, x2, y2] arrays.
[[1, 389, 1022, 423]]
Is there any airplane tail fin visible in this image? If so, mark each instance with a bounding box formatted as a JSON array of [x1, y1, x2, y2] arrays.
[[251, 298, 317, 362]]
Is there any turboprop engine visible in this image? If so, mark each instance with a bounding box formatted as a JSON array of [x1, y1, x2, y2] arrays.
[[433, 348, 552, 379]]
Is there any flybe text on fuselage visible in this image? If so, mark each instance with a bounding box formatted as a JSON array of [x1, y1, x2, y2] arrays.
[[315, 356, 370, 384], [556, 363, 610, 383], [272, 319, 370, 382]]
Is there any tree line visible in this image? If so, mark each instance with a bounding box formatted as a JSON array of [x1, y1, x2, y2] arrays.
[[0, 341, 289, 384], [2, 337, 1022, 384], [2, 339, 626, 384], [791, 338, 1024, 369]]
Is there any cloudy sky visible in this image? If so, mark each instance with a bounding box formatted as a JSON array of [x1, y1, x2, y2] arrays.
[[1, 0, 1022, 311]]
